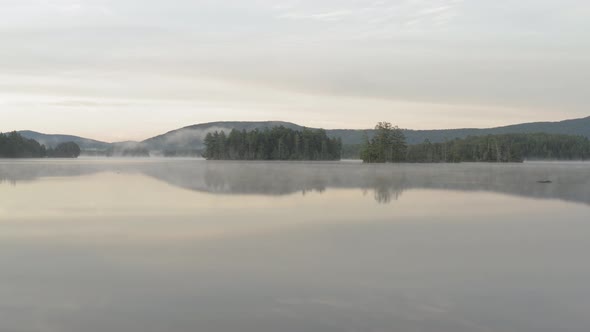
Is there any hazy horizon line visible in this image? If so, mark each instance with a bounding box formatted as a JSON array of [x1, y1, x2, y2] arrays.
[[5, 115, 588, 144]]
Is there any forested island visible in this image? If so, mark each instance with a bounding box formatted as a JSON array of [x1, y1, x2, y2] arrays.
[[203, 127, 342, 160], [0, 132, 81, 158], [359, 122, 590, 163]]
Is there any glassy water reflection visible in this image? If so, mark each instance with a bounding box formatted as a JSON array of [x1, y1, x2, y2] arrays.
[[1, 159, 589, 332]]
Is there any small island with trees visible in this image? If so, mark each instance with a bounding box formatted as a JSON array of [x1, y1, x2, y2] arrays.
[[203, 127, 342, 161], [0, 132, 81, 158]]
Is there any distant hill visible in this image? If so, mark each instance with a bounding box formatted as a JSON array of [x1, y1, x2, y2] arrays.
[[331, 116, 590, 145], [15, 116, 590, 155], [18, 131, 111, 150], [142, 121, 304, 152], [141, 116, 590, 150], [17, 131, 147, 156]]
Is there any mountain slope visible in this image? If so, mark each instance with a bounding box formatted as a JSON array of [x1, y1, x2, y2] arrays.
[[17, 131, 147, 156], [142, 121, 304, 151], [142, 116, 590, 149], [402, 116, 590, 144], [18, 131, 111, 150]]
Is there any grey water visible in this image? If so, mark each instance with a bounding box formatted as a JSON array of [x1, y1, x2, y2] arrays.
[[1, 159, 589, 332]]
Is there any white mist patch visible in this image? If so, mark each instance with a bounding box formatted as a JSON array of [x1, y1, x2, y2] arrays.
[[162, 126, 233, 148]]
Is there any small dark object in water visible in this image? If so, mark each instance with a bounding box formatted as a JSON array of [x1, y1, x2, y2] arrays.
[[537, 180, 552, 184]]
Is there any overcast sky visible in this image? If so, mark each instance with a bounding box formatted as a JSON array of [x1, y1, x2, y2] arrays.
[[1, 0, 589, 141]]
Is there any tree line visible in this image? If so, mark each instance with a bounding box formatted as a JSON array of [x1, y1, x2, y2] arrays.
[[406, 133, 590, 162], [203, 126, 342, 160], [0, 132, 81, 158], [360, 122, 590, 163]]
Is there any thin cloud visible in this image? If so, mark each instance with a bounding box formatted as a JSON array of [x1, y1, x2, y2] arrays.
[[278, 9, 355, 22], [274, 0, 464, 28], [47, 100, 130, 107]]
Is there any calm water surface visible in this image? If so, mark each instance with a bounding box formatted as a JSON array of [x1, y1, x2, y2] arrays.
[[1, 159, 589, 332]]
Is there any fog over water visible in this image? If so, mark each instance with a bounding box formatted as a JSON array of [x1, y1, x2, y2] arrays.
[[1, 159, 589, 332], [1, 159, 590, 204]]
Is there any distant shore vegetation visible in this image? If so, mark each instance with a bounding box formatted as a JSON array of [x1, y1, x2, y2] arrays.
[[0, 132, 81, 158], [359, 122, 590, 163], [4, 125, 590, 162], [203, 127, 342, 161]]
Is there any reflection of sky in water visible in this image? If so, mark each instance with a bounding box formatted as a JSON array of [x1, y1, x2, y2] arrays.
[[1, 160, 590, 332]]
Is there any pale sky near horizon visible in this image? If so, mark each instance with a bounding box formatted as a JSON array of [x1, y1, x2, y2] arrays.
[[1, 0, 589, 142]]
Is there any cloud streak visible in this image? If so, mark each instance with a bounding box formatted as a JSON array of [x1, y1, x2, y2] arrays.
[[274, 0, 464, 29], [1, 0, 589, 140]]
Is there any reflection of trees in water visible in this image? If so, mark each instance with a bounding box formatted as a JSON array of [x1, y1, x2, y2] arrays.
[[301, 186, 326, 196], [0, 162, 105, 184], [204, 167, 229, 193], [361, 175, 408, 204], [203, 164, 329, 196], [128, 162, 590, 206], [0, 178, 17, 186], [2, 161, 590, 206], [130, 162, 398, 202], [373, 186, 404, 204]]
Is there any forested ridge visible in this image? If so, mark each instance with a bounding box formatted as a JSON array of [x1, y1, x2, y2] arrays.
[[203, 126, 342, 160], [359, 122, 590, 163], [0, 132, 81, 158]]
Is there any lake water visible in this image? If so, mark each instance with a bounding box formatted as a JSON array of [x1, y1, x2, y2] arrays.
[[1, 159, 589, 332]]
